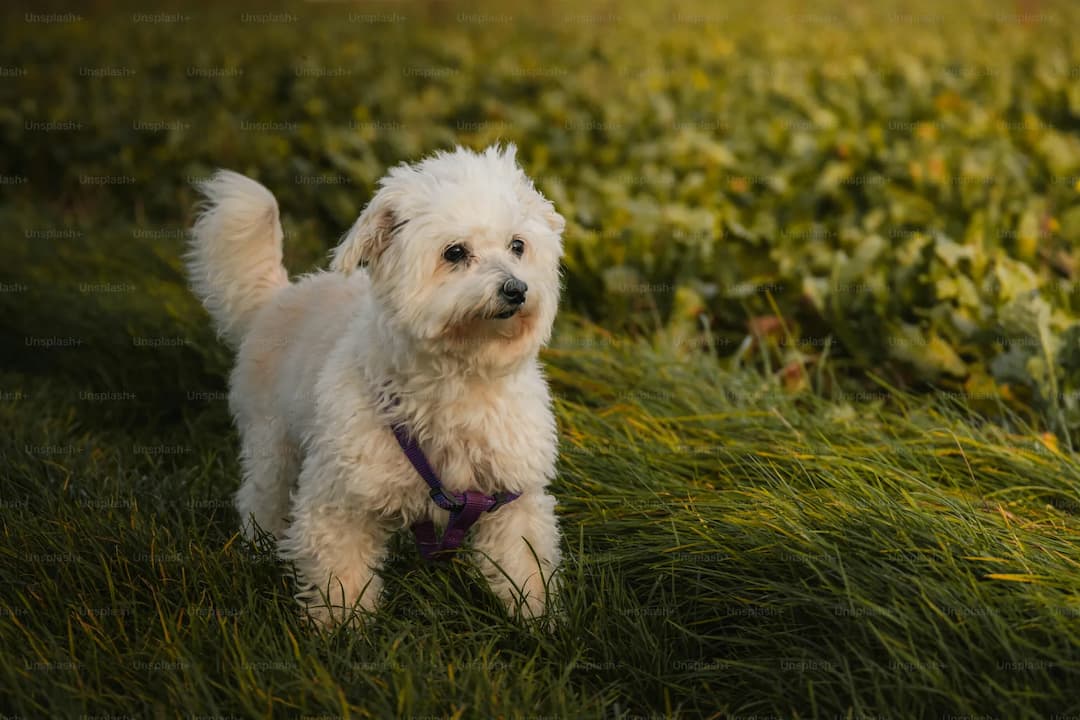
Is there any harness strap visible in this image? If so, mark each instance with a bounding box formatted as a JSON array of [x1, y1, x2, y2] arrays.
[[390, 421, 520, 560]]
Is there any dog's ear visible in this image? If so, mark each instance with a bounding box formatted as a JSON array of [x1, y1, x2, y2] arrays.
[[522, 184, 565, 236], [537, 193, 565, 235], [501, 145, 565, 236], [330, 192, 400, 274]]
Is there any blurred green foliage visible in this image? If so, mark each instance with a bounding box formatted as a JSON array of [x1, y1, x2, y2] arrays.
[[2, 0, 1080, 440]]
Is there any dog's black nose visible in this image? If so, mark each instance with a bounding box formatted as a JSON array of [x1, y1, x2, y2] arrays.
[[500, 278, 528, 305]]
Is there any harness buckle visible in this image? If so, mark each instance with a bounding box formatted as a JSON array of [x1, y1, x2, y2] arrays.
[[429, 487, 462, 511], [487, 491, 516, 512]]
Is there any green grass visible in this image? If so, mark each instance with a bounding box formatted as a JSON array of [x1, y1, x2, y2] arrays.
[[3, 309, 1080, 716]]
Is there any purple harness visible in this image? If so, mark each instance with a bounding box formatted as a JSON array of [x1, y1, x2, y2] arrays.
[[391, 422, 520, 561]]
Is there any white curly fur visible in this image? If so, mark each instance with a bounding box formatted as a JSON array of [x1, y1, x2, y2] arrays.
[[186, 170, 289, 348], [187, 145, 565, 628]]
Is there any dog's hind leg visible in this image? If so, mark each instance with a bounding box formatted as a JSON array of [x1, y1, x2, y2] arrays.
[[235, 417, 297, 541]]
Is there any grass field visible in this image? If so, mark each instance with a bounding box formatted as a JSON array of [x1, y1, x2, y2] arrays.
[[3, 0, 1080, 717], [4, 321, 1080, 717]]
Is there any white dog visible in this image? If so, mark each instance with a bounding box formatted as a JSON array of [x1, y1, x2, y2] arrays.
[[187, 145, 564, 627]]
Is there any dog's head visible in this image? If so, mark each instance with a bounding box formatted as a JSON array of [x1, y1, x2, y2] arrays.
[[331, 144, 564, 371]]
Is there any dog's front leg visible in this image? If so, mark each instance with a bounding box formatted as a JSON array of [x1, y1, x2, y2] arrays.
[[470, 491, 561, 620], [279, 474, 391, 629]]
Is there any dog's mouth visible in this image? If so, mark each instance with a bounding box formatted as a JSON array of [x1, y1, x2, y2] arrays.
[[443, 305, 538, 346]]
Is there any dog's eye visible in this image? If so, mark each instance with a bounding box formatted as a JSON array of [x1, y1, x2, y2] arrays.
[[443, 244, 468, 263], [509, 236, 525, 257]]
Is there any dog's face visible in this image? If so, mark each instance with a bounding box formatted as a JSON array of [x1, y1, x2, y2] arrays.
[[331, 144, 564, 371]]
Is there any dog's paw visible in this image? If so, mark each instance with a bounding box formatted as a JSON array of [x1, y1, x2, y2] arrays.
[[499, 575, 563, 632], [300, 601, 369, 632], [294, 583, 374, 632]]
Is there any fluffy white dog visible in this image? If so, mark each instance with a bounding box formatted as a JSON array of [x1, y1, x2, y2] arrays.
[[187, 144, 564, 627]]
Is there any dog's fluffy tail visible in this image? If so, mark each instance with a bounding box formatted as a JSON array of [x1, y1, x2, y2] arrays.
[[187, 170, 289, 349]]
